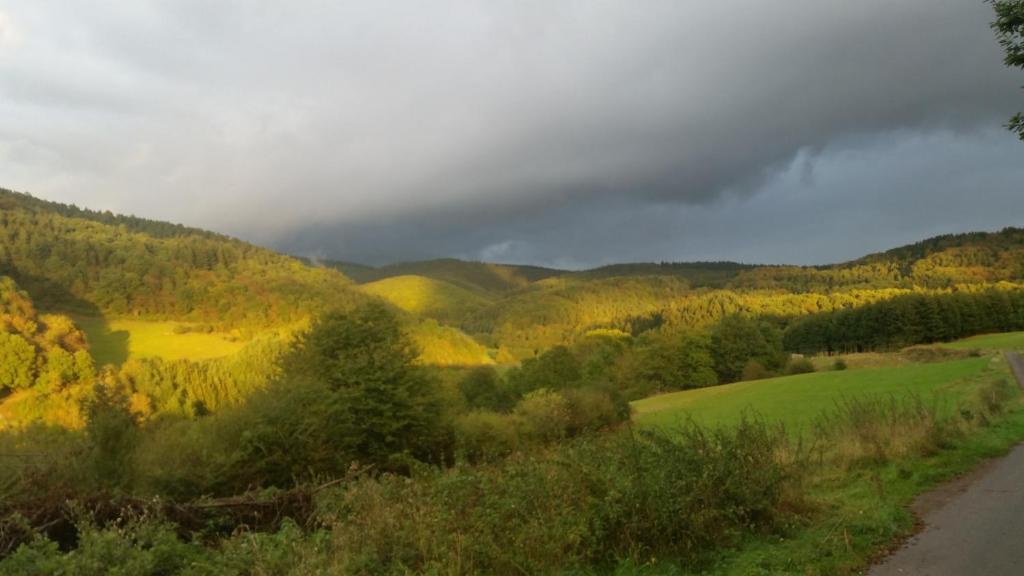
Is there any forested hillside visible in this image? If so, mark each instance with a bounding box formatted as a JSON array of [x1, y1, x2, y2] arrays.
[[0, 188, 367, 331], [338, 228, 1024, 359], [0, 188, 496, 428]]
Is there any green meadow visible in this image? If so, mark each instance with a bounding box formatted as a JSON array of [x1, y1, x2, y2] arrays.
[[633, 356, 991, 432], [73, 316, 245, 367], [941, 331, 1024, 351]]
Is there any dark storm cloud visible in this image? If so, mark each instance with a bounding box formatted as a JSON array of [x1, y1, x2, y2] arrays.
[[0, 1, 1021, 266]]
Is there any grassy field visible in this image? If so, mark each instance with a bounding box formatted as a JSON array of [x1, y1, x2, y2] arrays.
[[623, 354, 1024, 575], [942, 331, 1024, 351], [74, 316, 245, 366], [633, 357, 991, 433]]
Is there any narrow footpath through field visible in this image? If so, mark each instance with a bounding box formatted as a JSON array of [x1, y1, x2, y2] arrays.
[[868, 353, 1024, 576]]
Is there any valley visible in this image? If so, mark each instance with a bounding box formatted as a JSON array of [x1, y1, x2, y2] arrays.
[[3, 187, 1024, 574]]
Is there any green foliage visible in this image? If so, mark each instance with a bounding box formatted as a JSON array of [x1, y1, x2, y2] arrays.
[[446, 228, 1024, 359], [785, 357, 816, 375], [0, 519, 204, 576], [784, 289, 1024, 355], [0, 276, 92, 394], [0, 333, 36, 391], [112, 335, 290, 416], [453, 410, 522, 462], [457, 366, 515, 412], [514, 388, 572, 442], [318, 419, 798, 574], [616, 329, 717, 398], [0, 187, 367, 332], [243, 303, 447, 477], [991, 0, 1024, 139], [740, 360, 771, 381], [710, 315, 787, 383], [506, 345, 584, 396], [833, 358, 848, 371], [82, 385, 139, 490]]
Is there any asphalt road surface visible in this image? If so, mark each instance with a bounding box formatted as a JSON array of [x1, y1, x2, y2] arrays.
[[868, 353, 1024, 576]]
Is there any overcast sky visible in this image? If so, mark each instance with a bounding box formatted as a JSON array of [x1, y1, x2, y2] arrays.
[[1, 1, 1022, 268]]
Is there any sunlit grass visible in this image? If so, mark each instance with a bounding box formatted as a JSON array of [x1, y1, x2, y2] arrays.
[[632, 357, 991, 433], [942, 331, 1024, 351], [360, 274, 494, 320], [73, 316, 244, 366]]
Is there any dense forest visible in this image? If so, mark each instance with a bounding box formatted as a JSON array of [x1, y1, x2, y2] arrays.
[[0, 188, 368, 331], [785, 288, 1024, 354]]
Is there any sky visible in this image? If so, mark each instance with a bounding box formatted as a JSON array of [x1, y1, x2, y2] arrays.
[[0, 0, 1022, 269]]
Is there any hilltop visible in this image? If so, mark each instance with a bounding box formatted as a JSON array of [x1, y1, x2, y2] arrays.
[[326, 258, 563, 294]]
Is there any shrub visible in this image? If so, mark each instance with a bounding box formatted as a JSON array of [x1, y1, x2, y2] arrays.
[[0, 517, 213, 576], [515, 389, 572, 442], [833, 358, 848, 371], [454, 411, 522, 462], [740, 360, 771, 381], [786, 357, 815, 375], [319, 418, 802, 574], [82, 384, 139, 491], [458, 366, 515, 412]]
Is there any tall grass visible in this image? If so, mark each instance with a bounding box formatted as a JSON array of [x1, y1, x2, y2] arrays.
[[811, 376, 1018, 469]]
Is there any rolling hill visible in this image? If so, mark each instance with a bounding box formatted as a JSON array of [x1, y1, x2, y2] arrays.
[[328, 258, 563, 294], [359, 275, 495, 324]]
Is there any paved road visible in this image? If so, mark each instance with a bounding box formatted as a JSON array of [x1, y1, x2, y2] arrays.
[[868, 353, 1024, 576]]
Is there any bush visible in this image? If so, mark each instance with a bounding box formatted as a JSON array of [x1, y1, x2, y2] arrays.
[[515, 389, 572, 442], [454, 411, 522, 463], [82, 384, 139, 491], [786, 357, 815, 375], [318, 418, 802, 574], [740, 360, 771, 382], [833, 358, 848, 371]]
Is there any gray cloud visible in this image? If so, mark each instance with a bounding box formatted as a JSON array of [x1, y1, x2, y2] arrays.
[[0, 1, 1021, 267]]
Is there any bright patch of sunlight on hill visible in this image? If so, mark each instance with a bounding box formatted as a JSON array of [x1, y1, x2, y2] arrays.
[[360, 275, 494, 321], [74, 316, 245, 366]]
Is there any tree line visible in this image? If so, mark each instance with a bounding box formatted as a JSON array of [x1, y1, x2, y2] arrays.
[[783, 288, 1024, 355]]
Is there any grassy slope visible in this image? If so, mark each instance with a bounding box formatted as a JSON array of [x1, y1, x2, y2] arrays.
[[408, 321, 494, 367], [633, 358, 989, 433], [74, 316, 245, 366], [691, 356, 1024, 575], [942, 331, 1024, 351], [359, 275, 494, 321]]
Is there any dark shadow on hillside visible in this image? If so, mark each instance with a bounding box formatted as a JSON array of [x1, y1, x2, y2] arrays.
[[80, 319, 130, 367], [5, 271, 130, 367]]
